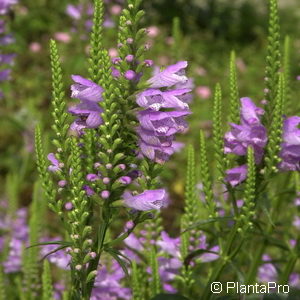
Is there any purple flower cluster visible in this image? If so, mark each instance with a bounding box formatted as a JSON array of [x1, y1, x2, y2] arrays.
[[258, 254, 278, 283], [40, 238, 71, 270], [224, 98, 267, 186], [279, 116, 300, 171], [136, 61, 192, 163], [66, 0, 124, 34], [0, 0, 17, 98], [0, 206, 29, 273], [0, 0, 17, 15], [68, 75, 104, 134], [123, 226, 219, 294], [91, 260, 131, 300]]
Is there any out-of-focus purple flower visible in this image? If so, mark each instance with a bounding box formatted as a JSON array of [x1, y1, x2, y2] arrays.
[[136, 89, 191, 111], [47, 153, 62, 172], [123, 189, 168, 211], [199, 245, 220, 263], [40, 238, 71, 270], [29, 42, 41, 53], [0, 0, 17, 15], [147, 26, 160, 38], [54, 32, 71, 43], [157, 257, 182, 282], [195, 86, 211, 99], [0, 34, 14, 45], [224, 97, 267, 164], [0, 69, 10, 81], [294, 198, 300, 206], [111, 67, 121, 78], [293, 216, 300, 229], [110, 4, 122, 15], [66, 4, 81, 20], [0, 53, 15, 64], [86, 173, 99, 182], [124, 233, 144, 251], [69, 75, 104, 131], [258, 254, 278, 283], [289, 273, 300, 288], [225, 164, 247, 187], [124, 70, 136, 80], [83, 185, 95, 196], [144, 59, 153, 67], [91, 261, 131, 300], [279, 116, 300, 171], [156, 231, 180, 257], [118, 176, 132, 185], [2, 208, 29, 273], [148, 61, 188, 88]]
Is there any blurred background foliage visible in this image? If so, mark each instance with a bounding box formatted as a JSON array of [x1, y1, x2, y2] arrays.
[[1, 0, 300, 226]]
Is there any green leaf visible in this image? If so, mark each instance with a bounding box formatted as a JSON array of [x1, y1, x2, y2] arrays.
[[105, 247, 130, 277]]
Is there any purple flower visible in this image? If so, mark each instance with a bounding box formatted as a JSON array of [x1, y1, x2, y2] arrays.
[[69, 75, 104, 131], [123, 189, 168, 211], [258, 254, 278, 283], [66, 4, 81, 20], [124, 233, 144, 251], [199, 245, 220, 262], [224, 97, 267, 164], [0, 53, 15, 64], [0, 69, 10, 81], [124, 70, 136, 80], [148, 61, 188, 88], [293, 216, 300, 229], [40, 238, 71, 270], [0, 34, 14, 45], [225, 164, 247, 187], [136, 88, 191, 111], [47, 153, 62, 172], [2, 208, 28, 273], [91, 261, 131, 300], [0, 0, 17, 15], [138, 110, 190, 136], [156, 231, 180, 257], [118, 176, 132, 185], [279, 116, 300, 171], [289, 273, 300, 288], [70, 75, 103, 102]]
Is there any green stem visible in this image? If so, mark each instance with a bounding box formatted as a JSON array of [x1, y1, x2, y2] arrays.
[[245, 239, 266, 284], [201, 222, 240, 299], [279, 254, 298, 285]]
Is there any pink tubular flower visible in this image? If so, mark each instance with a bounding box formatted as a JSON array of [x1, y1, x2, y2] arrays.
[[148, 61, 188, 88], [279, 116, 300, 171], [225, 164, 248, 187], [224, 97, 267, 164], [123, 189, 168, 211]]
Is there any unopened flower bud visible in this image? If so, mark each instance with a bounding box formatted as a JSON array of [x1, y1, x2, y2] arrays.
[[125, 54, 134, 62], [103, 177, 110, 184], [58, 180, 67, 187], [124, 70, 136, 80], [65, 202, 73, 210], [126, 38, 133, 44], [101, 190, 110, 199], [106, 163, 113, 169]]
